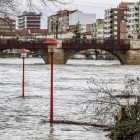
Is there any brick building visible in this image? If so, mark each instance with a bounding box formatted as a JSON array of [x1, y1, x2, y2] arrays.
[[0, 17, 15, 34], [120, 21, 127, 39], [104, 2, 134, 39]]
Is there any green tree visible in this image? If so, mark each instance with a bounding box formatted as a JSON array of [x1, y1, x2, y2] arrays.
[[73, 22, 81, 39]]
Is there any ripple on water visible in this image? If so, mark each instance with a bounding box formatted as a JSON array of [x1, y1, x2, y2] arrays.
[[0, 58, 130, 140]]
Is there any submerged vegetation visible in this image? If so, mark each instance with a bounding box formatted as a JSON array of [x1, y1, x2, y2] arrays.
[[83, 75, 140, 140]]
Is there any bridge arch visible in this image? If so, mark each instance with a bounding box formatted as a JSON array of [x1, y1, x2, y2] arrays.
[[0, 49, 49, 64], [0, 48, 127, 65], [62, 49, 127, 65]]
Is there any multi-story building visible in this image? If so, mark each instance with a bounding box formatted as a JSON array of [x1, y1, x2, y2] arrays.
[[127, 3, 140, 39], [0, 17, 15, 33], [47, 10, 96, 33], [91, 22, 96, 39], [96, 19, 104, 40], [104, 2, 134, 39], [120, 21, 127, 39], [18, 11, 41, 30]]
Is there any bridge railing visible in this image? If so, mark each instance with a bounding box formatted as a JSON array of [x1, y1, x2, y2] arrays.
[[0, 38, 49, 44], [0, 38, 130, 45], [62, 38, 130, 45]]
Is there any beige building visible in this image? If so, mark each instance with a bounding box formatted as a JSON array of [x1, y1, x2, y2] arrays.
[[96, 19, 104, 40], [81, 31, 92, 39]]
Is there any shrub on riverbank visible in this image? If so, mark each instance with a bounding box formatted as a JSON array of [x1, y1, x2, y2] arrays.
[[83, 75, 140, 140], [108, 102, 140, 140]]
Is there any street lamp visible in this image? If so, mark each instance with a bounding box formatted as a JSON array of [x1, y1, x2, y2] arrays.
[[44, 38, 61, 123], [19, 49, 29, 97]]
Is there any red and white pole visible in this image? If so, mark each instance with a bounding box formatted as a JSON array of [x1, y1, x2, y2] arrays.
[[50, 53, 53, 123], [22, 57, 25, 97]]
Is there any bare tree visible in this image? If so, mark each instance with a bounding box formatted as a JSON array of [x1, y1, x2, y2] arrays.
[[0, 0, 74, 17], [81, 75, 140, 126]]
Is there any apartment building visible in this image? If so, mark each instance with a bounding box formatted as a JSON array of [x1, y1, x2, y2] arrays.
[[127, 3, 140, 39], [0, 17, 15, 33], [18, 11, 41, 30], [91, 23, 96, 39], [96, 19, 104, 40], [47, 10, 96, 33], [104, 2, 134, 39], [120, 21, 127, 39]]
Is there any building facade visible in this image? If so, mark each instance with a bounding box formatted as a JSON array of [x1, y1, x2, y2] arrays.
[[104, 2, 135, 39], [0, 17, 15, 34], [127, 3, 140, 39], [18, 11, 41, 30], [104, 8, 128, 39], [47, 10, 96, 33], [96, 19, 104, 40], [120, 21, 127, 39]]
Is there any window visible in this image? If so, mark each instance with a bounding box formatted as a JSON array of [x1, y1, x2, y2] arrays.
[[114, 26, 117, 30], [114, 21, 117, 25], [114, 16, 117, 19], [114, 11, 118, 14], [124, 11, 127, 14], [114, 32, 117, 35]]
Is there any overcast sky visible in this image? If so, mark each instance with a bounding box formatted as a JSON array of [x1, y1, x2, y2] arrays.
[[19, 0, 139, 29]]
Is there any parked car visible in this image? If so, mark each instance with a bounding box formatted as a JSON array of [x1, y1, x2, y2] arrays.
[[18, 36, 35, 43]]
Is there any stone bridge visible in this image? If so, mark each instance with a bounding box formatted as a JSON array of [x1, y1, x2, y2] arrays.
[[0, 38, 140, 65]]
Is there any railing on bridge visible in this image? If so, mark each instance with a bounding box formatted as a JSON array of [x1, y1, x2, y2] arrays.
[[0, 38, 130, 45], [0, 38, 48, 44], [62, 38, 130, 45], [62, 38, 130, 50]]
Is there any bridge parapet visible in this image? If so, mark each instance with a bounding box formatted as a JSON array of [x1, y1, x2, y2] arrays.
[[62, 38, 130, 44], [130, 39, 140, 49], [62, 39, 130, 50]]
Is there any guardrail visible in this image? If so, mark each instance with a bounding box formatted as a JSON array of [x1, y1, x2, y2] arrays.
[[62, 38, 130, 45]]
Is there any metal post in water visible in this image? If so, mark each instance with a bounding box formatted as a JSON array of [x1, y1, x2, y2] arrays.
[[23, 57, 24, 97], [50, 53, 53, 123]]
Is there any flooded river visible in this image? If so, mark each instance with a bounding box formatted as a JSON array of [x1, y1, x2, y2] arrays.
[[0, 58, 139, 140]]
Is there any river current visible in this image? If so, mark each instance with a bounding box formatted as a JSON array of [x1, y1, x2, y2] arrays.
[[0, 58, 139, 140]]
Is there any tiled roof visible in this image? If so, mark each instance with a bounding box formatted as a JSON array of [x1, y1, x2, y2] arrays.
[[15, 29, 30, 36], [29, 29, 48, 33], [2, 32, 17, 36]]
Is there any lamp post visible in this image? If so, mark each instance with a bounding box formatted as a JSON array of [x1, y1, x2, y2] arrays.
[[44, 38, 61, 123], [19, 49, 29, 97]]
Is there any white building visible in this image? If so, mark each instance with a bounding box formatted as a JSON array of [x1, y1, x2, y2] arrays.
[[69, 10, 96, 25], [127, 3, 139, 39]]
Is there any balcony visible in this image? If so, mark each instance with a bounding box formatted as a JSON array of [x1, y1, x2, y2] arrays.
[[128, 22, 138, 26], [105, 19, 110, 22], [128, 16, 139, 20], [27, 24, 40, 26], [105, 34, 111, 38], [104, 29, 110, 33], [104, 13, 112, 17], [104, 24, 111, 27], [127, 11, 139, 14]]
